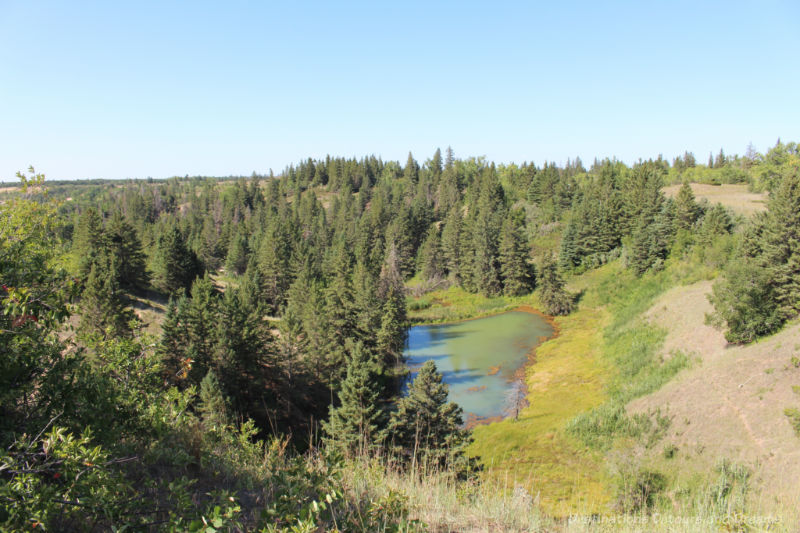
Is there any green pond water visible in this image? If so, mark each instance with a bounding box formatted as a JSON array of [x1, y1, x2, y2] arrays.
[[404, 310, 554, 422]]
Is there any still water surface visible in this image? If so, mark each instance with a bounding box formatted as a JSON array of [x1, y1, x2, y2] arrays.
[[404, 310, 554, 421]]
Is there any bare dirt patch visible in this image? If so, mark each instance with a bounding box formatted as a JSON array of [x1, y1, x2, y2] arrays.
[[662, 183, 767, 216], [630, 281, 800, 512]]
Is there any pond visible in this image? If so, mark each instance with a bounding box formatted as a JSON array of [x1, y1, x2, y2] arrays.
[[404, 309, 554, 424]]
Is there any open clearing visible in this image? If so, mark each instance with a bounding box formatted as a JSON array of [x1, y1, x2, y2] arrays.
[[662, 183, 767, 216], [629, 281, 800, 515]]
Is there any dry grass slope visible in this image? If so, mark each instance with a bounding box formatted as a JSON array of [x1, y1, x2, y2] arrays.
[[662, 183, 767, 216], [629, 281, 800, 518]]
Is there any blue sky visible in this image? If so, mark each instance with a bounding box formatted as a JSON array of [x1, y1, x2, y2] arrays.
[[1, 1, 799, 180]]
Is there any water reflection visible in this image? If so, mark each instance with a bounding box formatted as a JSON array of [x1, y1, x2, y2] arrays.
[[404, 311, 553, 421]]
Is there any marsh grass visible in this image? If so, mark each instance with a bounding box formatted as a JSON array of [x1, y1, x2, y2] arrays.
[[407, 285, 542, 325]]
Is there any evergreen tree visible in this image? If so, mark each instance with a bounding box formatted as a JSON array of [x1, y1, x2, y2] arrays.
[[715, 148, 726, 168], [708, 259, 782, 343], [255, 223, 292, 314], [417, 226, 444, 282], [404, 152, 419, 183], [224, 229, 249, 275], [153, 226, 200, 295], [198, 370, 231, 433], [79, 253, 134, 339], [322, 341, 384, 455], [430, 148, 443, 179], [387, 361, 472, 470], [629, 217, 654, 276], [558, 217, 579, 270], [674, 182, 701, 231], [538, 256, 573, 316], [158, 297, 191, 385], [71, 208, 106, 279], [440, 207, 462, 282], [697, 204, 733, 245], [214, 286, 275, 426], [499, 211, 535, 296], [384, 211, 415, 279], [107, 212, 148, 290], [376, 284, 407, 372], [760, 169, 800, 317], [183, 275, 219, 385]]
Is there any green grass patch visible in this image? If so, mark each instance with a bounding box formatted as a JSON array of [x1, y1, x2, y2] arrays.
[[406, 284, 540, 324], [468, 303, 612, 516], [566, 262, 691, 451], [785, 407, 800, 437]]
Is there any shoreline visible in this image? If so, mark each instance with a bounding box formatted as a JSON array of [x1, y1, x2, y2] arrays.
[[407, 304, 561, 430]]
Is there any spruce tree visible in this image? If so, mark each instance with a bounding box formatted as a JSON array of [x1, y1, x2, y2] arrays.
[[538, 256, 573, 316], [153, 225, 200, 295], [79, 253, 134, 339], [224, 229, 249, 275], [376, 284, 407, 372], [499, 212, 535, 296], [440, 207, 462, 283], [214, 286, 274, 425], [71, 207, 106, 279], [629, 217, 654, 276], [387, 361, 471, 470], [468, 209, 502, 296], [558, 216, 579, 270], [322, 341, 384, 456], [404, 152, 419, 183], [697, 204, 733, 246], [417, 226, 444, 282], [760, 169, 800, 317], [107, 212, 148, 290], [158, 297, 191, 385], [709, 259, 782, 343], [673, 182, 701, 231], [183, 275, 219, 385], [198, 370, 231, 433]]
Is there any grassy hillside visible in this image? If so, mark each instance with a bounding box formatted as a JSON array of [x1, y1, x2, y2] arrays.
[[406, 248, 800, 528]]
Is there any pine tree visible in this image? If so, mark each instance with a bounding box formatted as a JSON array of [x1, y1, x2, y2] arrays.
[[322, 341, 384, 455], [538, 256, 573, 316], [499, 212, 534, 296], [387, 361, 471, 470]]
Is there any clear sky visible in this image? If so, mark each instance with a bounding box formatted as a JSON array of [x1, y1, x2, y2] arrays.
[[1, 1, 799, 180]]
